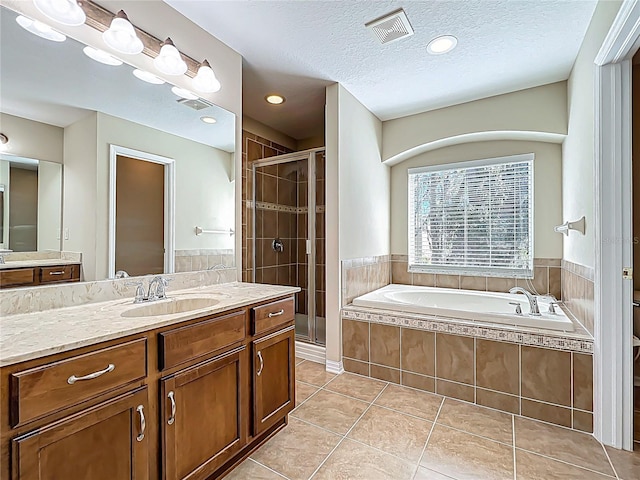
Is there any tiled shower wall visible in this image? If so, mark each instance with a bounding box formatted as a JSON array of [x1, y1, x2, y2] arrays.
[[174, 249, 234, 274], [561, 260, 595, 335], [342, 320, 594, 433]]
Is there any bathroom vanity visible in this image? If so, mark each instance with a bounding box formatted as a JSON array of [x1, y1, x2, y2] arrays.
[[0, 283, 298, 480], [0, 261, 81, 289]]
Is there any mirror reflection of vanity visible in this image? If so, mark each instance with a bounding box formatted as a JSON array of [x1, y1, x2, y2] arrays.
[[0, 4, 237, 285]]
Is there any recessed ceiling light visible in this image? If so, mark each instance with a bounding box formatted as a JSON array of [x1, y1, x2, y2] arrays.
[[427, 35, 458, 55], [16, 15, 66, 42], [265, 94, 285, 105], [132, 69, 165, 84], [83, 46, 122, 66], [171, 86, 198, 100], [200, 116, 217, 124]]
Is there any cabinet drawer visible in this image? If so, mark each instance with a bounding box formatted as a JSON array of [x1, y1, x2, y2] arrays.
[[159, 310, 246, 370], [10, 338, 147, 427], [39, 264, 76, 283], [0, 268, 35, 288], [252, 297, 295, 335]]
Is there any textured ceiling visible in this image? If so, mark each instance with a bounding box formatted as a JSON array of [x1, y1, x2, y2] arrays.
[[165, 0, 597, 141]]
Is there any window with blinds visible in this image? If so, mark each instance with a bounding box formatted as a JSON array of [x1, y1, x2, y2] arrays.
[[408, 154, 534, 278]]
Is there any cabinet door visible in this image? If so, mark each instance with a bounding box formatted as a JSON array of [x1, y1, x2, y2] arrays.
[[161, 346, 247, 480], [12, 387, 149, 480], [252, 325, 295, 436]]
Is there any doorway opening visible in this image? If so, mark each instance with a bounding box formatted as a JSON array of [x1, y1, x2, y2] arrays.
[[108, 145, 175, 278]]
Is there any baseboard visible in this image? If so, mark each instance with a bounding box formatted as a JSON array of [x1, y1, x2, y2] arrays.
[[325, 359, 344, 375], [295, 341, 325, 364]]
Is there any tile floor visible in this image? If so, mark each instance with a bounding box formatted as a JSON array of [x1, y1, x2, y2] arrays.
[[225, 359, 640, 480]]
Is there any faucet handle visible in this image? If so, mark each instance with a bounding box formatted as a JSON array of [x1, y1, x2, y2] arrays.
[[125, 281, 147, 303], [548, 301, 560, 314], [508, 302, 523, 315]]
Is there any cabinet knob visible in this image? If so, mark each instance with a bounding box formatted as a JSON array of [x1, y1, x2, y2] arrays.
[[167, 391, 176, 425], [257, 351, 264, 376]]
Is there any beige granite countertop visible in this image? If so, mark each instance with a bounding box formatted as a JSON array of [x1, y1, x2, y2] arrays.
[[0, 282, 299, 367], [0, 259, 81, 270]]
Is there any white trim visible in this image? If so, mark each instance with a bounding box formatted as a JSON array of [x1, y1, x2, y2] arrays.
[[108, 145, 175, 279], [325, 359, 344, 375], [594, 0, 640, 450], [407, 152, 534, 174], [295, 340, 325, 364]]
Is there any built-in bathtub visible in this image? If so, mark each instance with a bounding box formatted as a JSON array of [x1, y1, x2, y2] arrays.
[[352, 284, 573, 332]]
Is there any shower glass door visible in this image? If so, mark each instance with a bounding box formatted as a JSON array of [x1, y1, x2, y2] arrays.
[[252, 148, 325, 345]]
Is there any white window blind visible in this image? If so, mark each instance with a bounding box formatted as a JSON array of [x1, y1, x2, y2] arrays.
[[408, 154, 534, 278]]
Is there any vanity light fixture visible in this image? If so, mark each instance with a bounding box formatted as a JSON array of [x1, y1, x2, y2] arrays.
[[16, 15, 66, 42], [200, 116, 217, 124], [132, 69, 165, 85], [102, 10, 143, 55], [192, 60, 221, 93], [0, 134, 8, 152], [427, 35, 458, 55], [265, 94, 285, 105], [83, 46, 122, 66], [171, 86, 198, 100], [33, 0, 86, 26], [154, 38, 187, 76]]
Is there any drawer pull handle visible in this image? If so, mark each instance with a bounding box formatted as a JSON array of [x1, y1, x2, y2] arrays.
[[268, 309, 285, 318], [167, 391, 176, 425], [49, 270, 66, 276], [67, 363, 115, 384], [257, 351, 264, 376], [136, 405, 146, 441]]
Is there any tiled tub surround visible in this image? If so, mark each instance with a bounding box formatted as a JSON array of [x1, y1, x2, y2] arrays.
[[341, 309, 594, 432], [562, 259, 595, 335], [391, 255, 562, 299], [341, 255, 391, 306], [174, 248, 235, 273]]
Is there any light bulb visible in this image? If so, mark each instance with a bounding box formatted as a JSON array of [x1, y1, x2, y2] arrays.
[[102, 10, 143, 55], [192, 60, 221, 93], [133, 69, 165, 85], [153, 38, 187, 76], [83, 46, 122, 66], [32, 0, 86, 26], [171, 86, 198, 100], [16, 15, 66, 42]]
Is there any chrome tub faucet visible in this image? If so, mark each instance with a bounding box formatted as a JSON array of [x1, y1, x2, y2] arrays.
[[509, 287, 541, 316]]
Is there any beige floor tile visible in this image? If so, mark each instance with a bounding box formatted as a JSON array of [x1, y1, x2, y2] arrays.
[[296, 360, 336, 386], [420, 425, 514, 480], [605, 446, 640, 480], [251, 417, 341, 480], [374, 384, 443, 421], [296, 381, 319, 406], [437, 398, 513, 444], [515, 450, 614, 479], [514, 417, 614, 476], [348, 405, 432, 463], [292, 389, 369, 435], [312, 439, 415, 480], [413, 467, 458, 480], [223, 459, 285, 480], [324, 373, 387, 402], [296, 357, 306, 366]]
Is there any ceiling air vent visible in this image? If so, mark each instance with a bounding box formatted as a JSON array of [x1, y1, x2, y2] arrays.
[[176, 97, 213, 111], [365, 8, 414, 45]]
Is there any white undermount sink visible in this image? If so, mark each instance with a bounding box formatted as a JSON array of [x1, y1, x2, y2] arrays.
[[120, 297, 221, 318]]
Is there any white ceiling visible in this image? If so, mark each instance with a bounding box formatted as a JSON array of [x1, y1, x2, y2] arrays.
[[0, 6, 236, 152], [165, 0, 597, 141]]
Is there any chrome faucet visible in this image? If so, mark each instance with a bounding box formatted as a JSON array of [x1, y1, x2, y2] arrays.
[[509, 287, 541, 316], [147, 276, 169, 301], [0, 254, 5, 264]]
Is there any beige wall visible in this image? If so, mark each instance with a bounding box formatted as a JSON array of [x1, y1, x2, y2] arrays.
[[243, 116, 297, 152], [0, 160, 9, 248], [37, 161, 62, 251], [382, 82, 567, 163], [562, 0, 622, 269], [390, 141, 563, 259], [0, 113, 64, 164]]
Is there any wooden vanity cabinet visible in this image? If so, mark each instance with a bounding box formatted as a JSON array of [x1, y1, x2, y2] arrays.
[[1, 294, 296, 480], [0, 263, 81, 289]]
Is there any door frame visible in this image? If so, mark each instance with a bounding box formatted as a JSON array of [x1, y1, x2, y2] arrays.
[[108, 145, 175, 278], [594, 0, 640, 450]]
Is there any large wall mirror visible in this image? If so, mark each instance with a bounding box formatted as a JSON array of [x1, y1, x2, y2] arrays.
[[0, 5, 236, 282]]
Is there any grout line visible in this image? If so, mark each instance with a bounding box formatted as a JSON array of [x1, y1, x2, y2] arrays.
[[432, 422, 515, 449], [512, 416, 517, 480], [413, 396, 446, 478], [518, 344, 522, 415], [600, 442, 620, 479], [513, 447, 617, 479], [305, 383, 391, 480], [247, 458, 291, 480]]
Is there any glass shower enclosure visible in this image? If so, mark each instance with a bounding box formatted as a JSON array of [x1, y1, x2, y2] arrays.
[[251, 148, 326, 345]]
